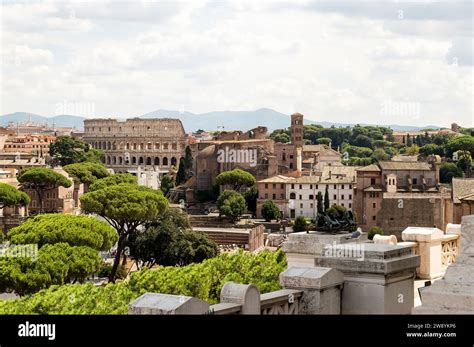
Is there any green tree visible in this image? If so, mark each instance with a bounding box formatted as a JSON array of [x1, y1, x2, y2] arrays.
[[49, 136, 103, 166], [439, 162, 463, 183], [446, 136, 474, 176], [316, 191, 324, 214], [88, 173, 137, 192], [324, 185, 330, 212], [160, 175, 175, 196], [216, 190, 247, 223], [293, 216, 307, 232], [17, 168, 72, 211], [315, 137, 332, 146], [372, 148, 390, 161], [80, 183, 168, 282], [8, 214, 118, 251], [184, 145, 193, 171], [176, 158, 186, 185], [419, 144, 444, 157], [215, 169, 256, 191], [243, 185, 258, 216], [128, 209, 217, 268], [63, 162, 109, 186], [0, 183, 30, 209], [368, 227, 384, 240], [261, 199, 280, 222], [273, 133, 290, 143]]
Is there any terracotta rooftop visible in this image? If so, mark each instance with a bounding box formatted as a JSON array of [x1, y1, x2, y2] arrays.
[[378, 161, 432, 171], [452, 178, 474, 203], [358, 164, 381, 172]]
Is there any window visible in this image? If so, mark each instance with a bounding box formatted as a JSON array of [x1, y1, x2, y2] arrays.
[[299, 185, 302, 189], [272, 184, 276, 189], [281, 184, 284, 189], [280, 194, 284, 199], [273, 194, 276, 199], [310, 203, 314, 208], [341, 195, 345, 200], [291, 184, 295, 189], [342, 185, 345, 189], [373, 202, 376, 209], [334, 184, 337, 189], [300, 203, 303, 208], [372, 216, 376, 221], [341, 203, 344, 207], [413, 178, 418, 185], [265, 193, 268, 199], [309, 195, 314, 200], [316, 185, 319, 189], [371, 178, 376, 185], [333, 195, 337, 200], [310, 184, 313, 189], [290, 193, 296, 199], [349, 194, 352, 199], [265, 184, 268, 189], [349, 203, 352, 209], [299, 195, 302, 200]]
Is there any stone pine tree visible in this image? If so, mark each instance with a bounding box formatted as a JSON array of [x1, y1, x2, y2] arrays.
[[17, 168, 72, 212], [324, 185, 330, 212], [316, 191, 324, 214], [80, 183, 168, 282]]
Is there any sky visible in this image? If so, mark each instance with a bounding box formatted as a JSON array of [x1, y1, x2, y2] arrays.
[[0, 0, 472, 127]]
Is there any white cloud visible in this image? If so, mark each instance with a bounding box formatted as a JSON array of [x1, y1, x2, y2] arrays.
[[0, 0, 472, 127]]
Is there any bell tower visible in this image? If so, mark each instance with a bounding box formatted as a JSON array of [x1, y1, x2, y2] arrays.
[[290, 112, 304, 147]]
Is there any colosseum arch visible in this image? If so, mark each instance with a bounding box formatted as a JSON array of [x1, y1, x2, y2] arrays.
[[154, 157, 160, 165], [106, 156, 110, 165], [171, 157, 177, 166], [119, 156, 123, 165], [126, 143, 130, 150], [112, 156, 116, 165], [133, 143, 137, 150], [132, 157, 137, 164], [102, 141, 106, 150], [146, 157, 152, 165], [155, 142, 160, 150], [162, 157, 168, 166], [139, 157, 144, 165]]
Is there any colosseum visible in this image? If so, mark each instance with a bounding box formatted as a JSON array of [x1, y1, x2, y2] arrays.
[[83, 118, 187, 173]]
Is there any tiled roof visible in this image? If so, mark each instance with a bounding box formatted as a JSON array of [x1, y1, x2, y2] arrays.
[[358, 164, 381, 172], [302, 144, 326, 152], [378, 161, 432, 171], [258, 175, 295, 183], [452, 178, 474, 203]]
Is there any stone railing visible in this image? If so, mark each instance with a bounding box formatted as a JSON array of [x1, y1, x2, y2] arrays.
[[441, 234, 459, 267], [129, 267, 343, 315], [401, 226, 460, 280], [260, 289, 303, 315]]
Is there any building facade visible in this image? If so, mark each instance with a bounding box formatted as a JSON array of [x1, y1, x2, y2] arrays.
[[2, 135, 55, 156], [83, 118, 187, 173], [354, 159, 450, 239]]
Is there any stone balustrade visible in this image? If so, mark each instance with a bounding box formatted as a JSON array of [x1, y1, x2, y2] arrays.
[[128, 267, 343, 315], [400, 226, 460, 279]]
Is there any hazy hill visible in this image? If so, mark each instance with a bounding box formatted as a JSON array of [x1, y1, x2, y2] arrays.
[[1, 109, 440, 132]]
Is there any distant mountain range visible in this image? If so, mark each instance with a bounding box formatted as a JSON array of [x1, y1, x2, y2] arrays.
[[1, 109, 441, 133]]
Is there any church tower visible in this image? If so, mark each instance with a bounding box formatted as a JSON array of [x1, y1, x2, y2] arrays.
[[290, 112, 304, 147]]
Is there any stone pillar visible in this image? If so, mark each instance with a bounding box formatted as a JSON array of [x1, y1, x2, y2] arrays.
[[280, 267, 344, 314], [401, 227, 444, 279], [282, 231, 367, 268], [128, 293, 210, 315], [414, 215, 474, 314], [220, 282, 260, 314], [314, 243, 420, 314]]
